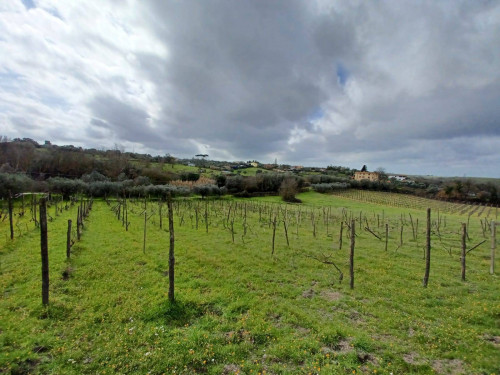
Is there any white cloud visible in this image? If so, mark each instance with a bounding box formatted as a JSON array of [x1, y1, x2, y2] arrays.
[[0, 0, 499, 176]]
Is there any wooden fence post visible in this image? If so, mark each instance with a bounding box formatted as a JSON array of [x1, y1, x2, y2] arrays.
[[40, 198, 49, 306]]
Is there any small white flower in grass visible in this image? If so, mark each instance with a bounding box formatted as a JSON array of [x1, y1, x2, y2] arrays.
[[145, 351, 152, 356], [68, 358, 76, 364]]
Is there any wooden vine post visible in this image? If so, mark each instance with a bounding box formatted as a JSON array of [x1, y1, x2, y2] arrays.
[[40, 197, 49, 306], [76, 207, 81, 240], [167, 194, 175, 302], [461, 223, 466, 281], [283, 220, 289, 247], [491, 221, 496, 275], [385, 223, 389, 251], [271, 216, 277, 255], [159, 201, 163, 230], [231, 218, 235, 243], [33, 195, 38, 227], [8, 191, 14, 240], [66, 219, 72, 259], [143, 198, 147, 253], [423, 208, 431, 288], [350, 219, 355, 289], [125, 199, 129, 231], [339, 221, 343, 250], [205, 202, 208, 234]]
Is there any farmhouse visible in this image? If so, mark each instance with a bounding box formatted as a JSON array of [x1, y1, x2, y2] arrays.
[[354, 171, 380, 182], [263, 164, 276, 170], [389, 174, 408, 181]]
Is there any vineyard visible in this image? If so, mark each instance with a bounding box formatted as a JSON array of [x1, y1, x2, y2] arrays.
[[331, 190, 499, 219], [0, 191, 499, 374]]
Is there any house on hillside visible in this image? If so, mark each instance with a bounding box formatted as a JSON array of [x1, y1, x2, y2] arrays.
[[388, 174, 408, 182], [354, 171, 380, 182]]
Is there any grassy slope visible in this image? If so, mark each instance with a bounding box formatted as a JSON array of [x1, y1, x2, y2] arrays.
[[0, 192, 499, 374], [237, 168, 268, 176]]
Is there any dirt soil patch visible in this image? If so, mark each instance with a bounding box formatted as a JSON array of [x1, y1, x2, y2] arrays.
[[403, 352, 426, 366], [222, 364, 241, 374], [431, 359, 465, 375], [302, 289, 315, 298], [320, 290, 342, 301]]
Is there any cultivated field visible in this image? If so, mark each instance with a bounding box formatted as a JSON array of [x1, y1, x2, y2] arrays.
[[1, 191, 499, 374], [331, 190, 499, 219]]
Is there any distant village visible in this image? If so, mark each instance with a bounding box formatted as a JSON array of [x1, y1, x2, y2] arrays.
[[2, 137, 498, 204], [183, 156, 413, 184]]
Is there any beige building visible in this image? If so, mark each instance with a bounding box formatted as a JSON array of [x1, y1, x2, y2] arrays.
[[354, 171, 380, 182]]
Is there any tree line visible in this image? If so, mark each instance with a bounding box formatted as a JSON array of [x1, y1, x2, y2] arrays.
[[0, 137, 498, 204]]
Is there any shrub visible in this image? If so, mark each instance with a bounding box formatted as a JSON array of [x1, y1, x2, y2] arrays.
[[193, 184, 222, 198], [81, 170, 109, 183], [279, 177, 301, 203], [180, 172, 200, 182], [0, 173, 34, 198], [215, 174, 226, 188], [47, 177, 86, 199], [308, 175, 349, 184], [86, 181, 120, 197], [311, 182, 349, 193], [225, 175, 244, 193], [141, 167, 178, 185]]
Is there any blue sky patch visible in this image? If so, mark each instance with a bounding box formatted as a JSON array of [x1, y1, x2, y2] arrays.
[[21, 0, 36, 10], [308, 107, 324, 122], [336, 63, 349, 86], [40, 94, 69, 111], [0, 71, 23, 91]]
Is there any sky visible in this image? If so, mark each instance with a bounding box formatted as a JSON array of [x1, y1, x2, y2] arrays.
[[1, 0, 500, 177]]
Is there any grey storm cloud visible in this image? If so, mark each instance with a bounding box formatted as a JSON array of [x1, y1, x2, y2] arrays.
[[88, 95, 158, 143], [138, 0, 328, 143], [1, 0, 499, 176]]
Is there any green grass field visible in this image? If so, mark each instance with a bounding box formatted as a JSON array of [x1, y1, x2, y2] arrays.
[[237, 168, 268, 176], [1, 191, 499, 374]]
